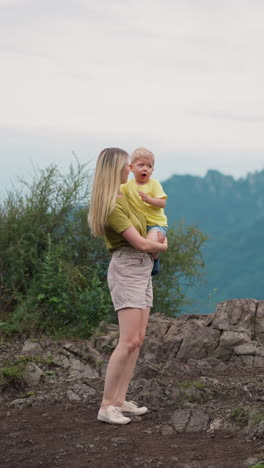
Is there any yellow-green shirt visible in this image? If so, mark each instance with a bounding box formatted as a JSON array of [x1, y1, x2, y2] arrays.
[[121, 178, 168, 227], [105, 196, 147, 252]]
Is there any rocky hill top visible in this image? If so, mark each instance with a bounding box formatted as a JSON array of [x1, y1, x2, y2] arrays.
[[1, 299, 264, 467]]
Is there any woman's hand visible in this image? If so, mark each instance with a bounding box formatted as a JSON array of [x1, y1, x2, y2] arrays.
[[121, 226, 168, 253], [157, 231, 165, 243], [157, 231, 168, 249]]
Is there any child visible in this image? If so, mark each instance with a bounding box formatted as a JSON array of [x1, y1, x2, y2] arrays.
[[121, 147, 168, 275]]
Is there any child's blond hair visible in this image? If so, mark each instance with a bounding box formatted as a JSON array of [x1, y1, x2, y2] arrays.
[[131, 147, 155, 165]]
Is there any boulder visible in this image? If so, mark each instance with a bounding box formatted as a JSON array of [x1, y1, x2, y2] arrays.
[[21, 340, 43, 354], [24, 363, 43, 386], [206, 299, 257, 338], [255, 301, 264, 343], [214, 331, 250, 361]]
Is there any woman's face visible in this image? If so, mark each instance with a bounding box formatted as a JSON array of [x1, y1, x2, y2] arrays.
[[121, 160, 130, 184]]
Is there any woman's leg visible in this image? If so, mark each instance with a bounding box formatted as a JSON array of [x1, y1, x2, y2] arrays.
[[101, 307, 150, 408], [113, 306, 150, 405]]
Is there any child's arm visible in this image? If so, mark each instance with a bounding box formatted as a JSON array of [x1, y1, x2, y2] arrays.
[[138, 191, 166, 208], [121, 225, 167, 253]]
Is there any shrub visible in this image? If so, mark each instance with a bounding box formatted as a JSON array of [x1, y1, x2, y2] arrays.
[[153, 223, 207, 315], [0, 159, 207, 337], [0, 160, 112, 337], [230, 406, 249, 425]]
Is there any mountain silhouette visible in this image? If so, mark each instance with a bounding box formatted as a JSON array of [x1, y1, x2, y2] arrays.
[[163, 169, 264, 313]]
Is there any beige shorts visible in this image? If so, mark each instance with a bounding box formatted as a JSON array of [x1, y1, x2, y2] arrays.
[[107, 247, 153, 311]]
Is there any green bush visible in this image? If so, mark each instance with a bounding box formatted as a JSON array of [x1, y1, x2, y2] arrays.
[[153, 223, 207, 315], [0, 159, 207, 338], [0, 160, 112, 337]]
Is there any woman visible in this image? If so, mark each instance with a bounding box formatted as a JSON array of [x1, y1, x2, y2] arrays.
[[88, 148, 168, 425]]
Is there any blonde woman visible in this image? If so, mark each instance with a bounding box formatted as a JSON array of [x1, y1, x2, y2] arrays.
[[88, 148, 168, 425]]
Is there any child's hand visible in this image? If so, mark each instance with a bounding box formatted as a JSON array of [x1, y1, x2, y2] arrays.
[[138, 191, 150, 203]]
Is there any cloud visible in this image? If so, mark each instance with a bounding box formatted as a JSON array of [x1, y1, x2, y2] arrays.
[[0, 0, 264, 182], [207, 112, 264, 123]]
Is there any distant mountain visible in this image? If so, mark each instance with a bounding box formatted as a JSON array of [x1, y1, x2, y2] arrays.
[[162, 169, 264, 313]]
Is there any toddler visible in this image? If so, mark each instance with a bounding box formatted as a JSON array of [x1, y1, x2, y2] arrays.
[[121, 147, 168, 275]]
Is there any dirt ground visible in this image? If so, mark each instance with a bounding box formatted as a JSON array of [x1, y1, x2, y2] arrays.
[[1, 333, 264, 468], [0, 401, 263, 468]]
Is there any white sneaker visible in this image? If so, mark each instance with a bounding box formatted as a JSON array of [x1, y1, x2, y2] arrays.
[[118, 400, 148, 415], [97, 405, 131, 424]]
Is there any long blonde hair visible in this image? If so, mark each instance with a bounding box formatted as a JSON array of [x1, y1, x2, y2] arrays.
[[88, 148, 129, 237]]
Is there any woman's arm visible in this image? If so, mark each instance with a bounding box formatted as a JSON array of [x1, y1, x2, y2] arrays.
[[121, 226, 168, 254]]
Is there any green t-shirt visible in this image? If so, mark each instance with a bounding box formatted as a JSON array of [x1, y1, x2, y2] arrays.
[[105, 196, 147, 252]]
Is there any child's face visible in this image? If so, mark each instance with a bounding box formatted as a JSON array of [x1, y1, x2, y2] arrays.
[[130, 156, 154, 184]]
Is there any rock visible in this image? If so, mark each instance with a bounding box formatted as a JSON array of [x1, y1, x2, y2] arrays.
[[171, 409, 191, 432], [161, 425, 174, 435], [234, 343, 257, 356], [186, 410, 210, 432], [93, 331, 119, 352], [140, 337, 164, 363], [53, 355, 71, 369], [63, 342, 102, 368], [21, 340, 43, 354], [145, 313, 173, 339], [255, 301, 264, 343], [253, 355, 264, 367], [67, 390, 81, 401], [171, 408, 210, 432], [70, 383, 97, 399], [214, 331, 249, 361], [9, 398, 34, 408], [142, 299, 264, 365], [67, 358, 99, 381], [62, 299, 264, 372], [247, 420, 264, 440], [176, 325, 220, 362], [214, 362, 227, 371], [209, 299, 257, 338], [24, 364, 43, 386], [196, 359, 212, 368], [207, 417, 222, 432], [239, 355, 254, 366], [255, 347, 264, 357]]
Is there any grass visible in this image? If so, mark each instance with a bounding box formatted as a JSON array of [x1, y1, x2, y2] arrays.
[[250, 411, 264, 427], [176, 380, 208, 404], [177, 380, 207, 389], [230, 407, 249, 425], [0, 355, 55, 389]]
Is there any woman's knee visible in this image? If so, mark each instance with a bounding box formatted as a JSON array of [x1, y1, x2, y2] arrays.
[[122, 338, 141, 354], [138, 332, 146, 348]]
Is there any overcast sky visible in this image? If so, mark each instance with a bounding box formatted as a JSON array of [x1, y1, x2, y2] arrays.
[[1, 0, 264, 192]]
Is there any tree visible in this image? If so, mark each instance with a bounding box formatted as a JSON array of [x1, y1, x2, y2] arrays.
[[153, 223, 208, 316], [0, 160, 208, 337], [0, 160, 112, 337]]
